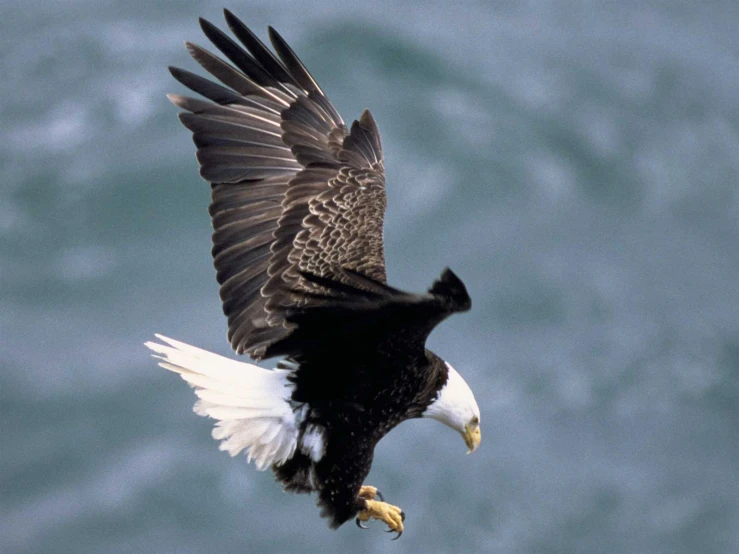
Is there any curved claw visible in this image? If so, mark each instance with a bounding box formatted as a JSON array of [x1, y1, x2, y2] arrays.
[[392, 530, 403, 540], [400, 511, 406, 522], [355, 518, 368, 529], [375, 490, 384, 502]]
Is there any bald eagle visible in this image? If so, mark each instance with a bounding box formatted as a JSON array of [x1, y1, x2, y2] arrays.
[[145, 10, 480, 538]]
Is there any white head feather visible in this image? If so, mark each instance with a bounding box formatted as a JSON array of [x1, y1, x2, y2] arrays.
[[422, 362, 480, 434]]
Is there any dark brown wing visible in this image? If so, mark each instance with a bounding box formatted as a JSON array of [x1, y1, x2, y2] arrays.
[[265, 268, 472, 362], [169, 11, 386, 358]]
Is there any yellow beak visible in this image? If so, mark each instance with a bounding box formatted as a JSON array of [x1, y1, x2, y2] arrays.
[[463, 423, 481, 454]]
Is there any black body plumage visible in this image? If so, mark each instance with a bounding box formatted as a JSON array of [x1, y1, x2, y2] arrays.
[[274, 269, 469, 526]]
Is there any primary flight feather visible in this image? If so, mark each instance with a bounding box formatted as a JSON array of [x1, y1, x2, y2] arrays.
[[146, 9, 480, 537]]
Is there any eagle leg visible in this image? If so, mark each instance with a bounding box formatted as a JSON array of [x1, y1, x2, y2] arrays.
[[356, 485, 385, 528], [358, 485, 384, 502], [355, 499, 405, 539]]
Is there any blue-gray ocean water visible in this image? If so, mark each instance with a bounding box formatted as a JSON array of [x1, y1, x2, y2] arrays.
[[2, 1, 738, 552]]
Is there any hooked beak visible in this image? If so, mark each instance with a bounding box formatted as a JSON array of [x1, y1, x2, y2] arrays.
[[463, 423, 481, 454]]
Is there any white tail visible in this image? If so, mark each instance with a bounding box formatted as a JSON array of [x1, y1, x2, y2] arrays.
[[145, 335, 298, 470]]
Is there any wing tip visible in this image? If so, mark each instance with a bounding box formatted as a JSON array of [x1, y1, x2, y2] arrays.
[[166, 93, 185, 108], [223, 7, 242, 29], [359, 109, 375, 129], [266, 25, 279, 42], [429, 268, 471, 312]]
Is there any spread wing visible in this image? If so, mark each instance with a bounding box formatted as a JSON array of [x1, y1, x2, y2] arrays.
[[267, 268, 472, 362], [169, 10, 387, 359]]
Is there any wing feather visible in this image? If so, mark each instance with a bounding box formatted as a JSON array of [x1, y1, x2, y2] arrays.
[[170, 11, 386, 357], [185, 42, 291, 106], [223, 9, 302, 90], [169, 66, 256, 108], [267, 26, 325, 95], [198, 17, 293, 96]]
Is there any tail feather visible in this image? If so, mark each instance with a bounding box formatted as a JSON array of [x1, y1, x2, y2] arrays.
[[145, 335, 298, 470]]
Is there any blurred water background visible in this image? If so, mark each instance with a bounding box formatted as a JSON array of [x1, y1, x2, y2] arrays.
[[2, 1, 738, 552]]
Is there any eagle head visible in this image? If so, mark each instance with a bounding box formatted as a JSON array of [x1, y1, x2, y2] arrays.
[[422, 361, 481, 453]]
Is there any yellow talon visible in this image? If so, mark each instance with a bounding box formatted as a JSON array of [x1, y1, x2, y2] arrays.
[[358, 485, 380, 500], [356, 499, 405, 538]]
